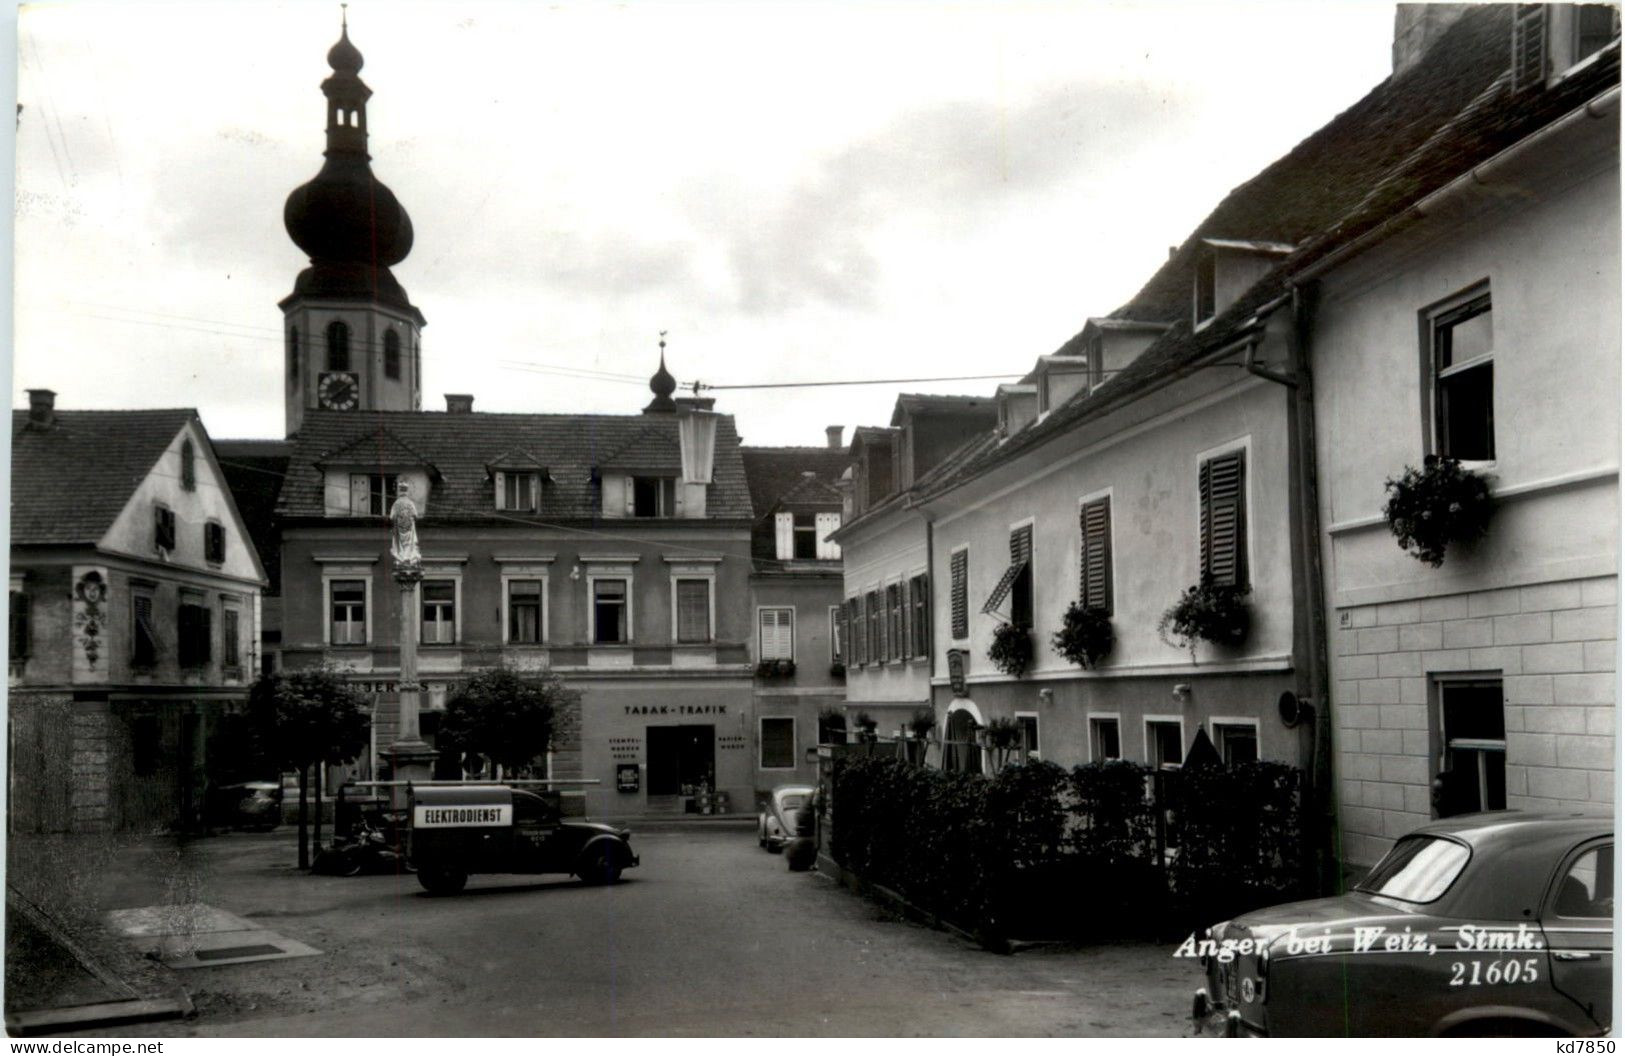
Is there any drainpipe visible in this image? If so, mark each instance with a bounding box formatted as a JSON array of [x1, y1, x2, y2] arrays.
[[1244, 286, 1338, 896]]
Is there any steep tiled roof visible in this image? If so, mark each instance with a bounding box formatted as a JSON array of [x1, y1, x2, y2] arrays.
[[918, 8, 1620, 503], [740, 447, 848, 518], [596, 425, 684, 474], [316, 428, 439, 474], [214, 438, 293, 594], [12, 409, 196, 546], [277, 409, 753, 522], [889, 393, 993, 425]]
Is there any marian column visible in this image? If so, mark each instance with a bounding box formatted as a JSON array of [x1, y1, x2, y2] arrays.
[[386, 480, 438, 797]]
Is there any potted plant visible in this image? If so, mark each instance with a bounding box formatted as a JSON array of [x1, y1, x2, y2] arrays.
[[1383, 455, 1493, 567], [829, 660, 846, 679], [987, 622, 1034, 678], [817, 707, 847, 746], [1158, 581, 1251, 660], [983, 716, 1026, 770], [754, 658, 796, 679], [1052, 602, 1114, 669], [853, 710, 879, 745], [905, 707, 936, 765]]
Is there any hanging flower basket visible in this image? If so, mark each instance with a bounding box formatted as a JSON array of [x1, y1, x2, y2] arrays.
[[987, 622, 1034, 678], [1051, 602, 1114, 669], [853, 710, 879, 744], [829, 660, 846, 679], [754, 658, 796, 679], [1159, 582, 1251, 659], [1383, 455, 1493, 567]]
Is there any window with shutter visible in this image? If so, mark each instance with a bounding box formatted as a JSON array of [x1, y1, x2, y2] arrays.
[[850, 598, 865, 665], [831, 606, 845, 663], [983, 525, 1033, 625], [154, 506, 176, 551], [759, 608, 794, 660], [774, 512, 795, 559], [951, 550, 969, 640], [133, 594, 159, 667], [867, 590, 881, 662], [1199, 451, 1247, 588], [815, 512, 842, 559], [909, 574, 929, 657], [675, 579, 711, 643], [204, 522, 226, 564], [1512, 4, 1548, 90], [1079, 498, 1113, 614], [223, 608, 240, 669], [886, 584, 902, 661]]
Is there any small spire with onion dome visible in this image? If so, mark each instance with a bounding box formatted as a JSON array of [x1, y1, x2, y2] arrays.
[[644, 331, 678, 414]]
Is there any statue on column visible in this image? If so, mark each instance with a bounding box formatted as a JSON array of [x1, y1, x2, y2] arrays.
[[389, 480, 422, 578]]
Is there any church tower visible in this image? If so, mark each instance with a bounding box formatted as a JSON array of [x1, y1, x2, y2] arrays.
[[280, 15, 424, 436]]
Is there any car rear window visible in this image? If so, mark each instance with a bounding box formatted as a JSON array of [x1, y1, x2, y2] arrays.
[[1356, 836, 1470, 903], [780, 795, 806, 812]]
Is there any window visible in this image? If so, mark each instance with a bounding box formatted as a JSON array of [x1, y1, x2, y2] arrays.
[[222, 607, 241, 669], [204, 521, 226, 564], [1090, 717, 1121, 761], [289, 328, 300, 379], [909, 574, 929, 658], [177, 598, 211, 667], [497, 472, 538, 512], [886, 584, 903, 661], [154, 505, 176, 552], [1079, 496, 1113, 614], [132, 592, 159, 667], [8, 590, 29, 660], [1575, 5, 1620, 64], [830, 606, 845, 663], [330, 580, 367, 645], [794, 513, 819, 560], [1199, 450, 1247, 588], [849, 598, 865, 665], [180, 439, 196, 492], [1194, 248, 1216, 325], [1213, 722, 1259, 765], [326, 320, 351, 371], [1431, 290, 1494, 462], [1551, 843, 1615, 919], [950, 549, 969, 640], [508, 580, 543, 644], [759, 607, 794, 660], [760, 717, 796, 769], [866, 590, 881, 663], [350, 473, 399, 517], [1436, 679, 1506, 816], [1147, 720, 1184, 769], [421, 581, 456, 644], [383, 329, 401, 380], [632, 476, 677, 517], [1514, 4, 1551, 89], [675, 578, 712, 643], [1016, 713, 1040, 760], [132, 715, 161, 777], [593, 579, 628, 644], [982, 525, 1033, 627]]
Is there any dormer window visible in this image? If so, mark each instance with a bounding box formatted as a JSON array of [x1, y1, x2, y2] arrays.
[[1514, 4, 1620, 90], [349, 473, 398, 517], [496, 471, 540, 512], [632, 476, 677, 517], [1194, 248, 1217, 326]]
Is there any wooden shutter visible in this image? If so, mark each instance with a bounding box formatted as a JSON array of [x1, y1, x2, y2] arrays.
[[1201, 451, 1247, 588], [1010, 524, 1033, 565], [774, 513, 795, 560], [851, 598, 865, 665], [350, 473, 371, 516], [1080, 497, 1112, 614], [624, 476, 637, 516], [494, 471, 507, 510], [867, 591, 880, 661], [815, 512, 842, 559], [759, 608, 792, 659], [951, 550, 968, 639], [677, 580, 710, 642], [1512, 4, 1547, 91]]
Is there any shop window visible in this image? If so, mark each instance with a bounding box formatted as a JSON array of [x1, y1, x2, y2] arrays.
[[593, 579, 629, 644], [330, 579, 367, 645], [508, 580, 543, 644], [760, 717, 796, 770], [1090, 717, 1120, 762], [421, 581, 457, 645]]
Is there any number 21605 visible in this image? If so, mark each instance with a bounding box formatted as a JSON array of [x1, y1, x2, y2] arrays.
[[1449, 958, 1540, 986]]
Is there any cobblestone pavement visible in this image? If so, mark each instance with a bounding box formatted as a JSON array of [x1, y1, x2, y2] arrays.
[[78, 825, 1200, 1037]]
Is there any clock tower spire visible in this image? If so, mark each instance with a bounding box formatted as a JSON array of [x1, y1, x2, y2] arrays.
[[279, 12, 425, 436]]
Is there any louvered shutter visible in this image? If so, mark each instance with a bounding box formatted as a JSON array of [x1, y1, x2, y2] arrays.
[[815, 512, 842, 559], [774, 513, 794, 560], [1201, 452, 1247, 588], [1080, 497, 1112, 614], [868, 591, 881, 661], [900, 579, 914, 660], [350, 474, 371, 516], [1512, 4, 1547, 91], [759, 608, 793, 659], [853, 598, 866, 665], [494, 471, 507, 510], [1010, 524, 1033, 565], [677, 580, 710, 642], [624, 476, 636, 516], [951, 550, 968, 639]]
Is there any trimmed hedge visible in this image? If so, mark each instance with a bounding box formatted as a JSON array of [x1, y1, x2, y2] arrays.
[[829, 753, 1310, 942]]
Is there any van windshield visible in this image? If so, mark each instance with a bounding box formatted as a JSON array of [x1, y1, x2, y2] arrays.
[[1356, 836, 1470, 903]]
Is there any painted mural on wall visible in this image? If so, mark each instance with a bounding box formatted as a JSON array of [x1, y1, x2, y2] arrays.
[[72, 567, 109, 683]]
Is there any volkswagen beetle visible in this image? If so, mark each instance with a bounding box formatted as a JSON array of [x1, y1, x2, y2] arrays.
[[409, 784, 638, 896], [1192, 812, 1613, 1037], [757, 784, 815, 853]]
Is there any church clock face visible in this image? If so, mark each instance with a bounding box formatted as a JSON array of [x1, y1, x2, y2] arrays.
[[318, 371, 360, 411]]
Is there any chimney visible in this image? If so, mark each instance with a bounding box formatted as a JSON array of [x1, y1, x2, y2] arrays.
[[445, 394, 474, 414], [825, 425, 843, 450], [1392, 3, 1470, 76], [26, 388, 56, 429]]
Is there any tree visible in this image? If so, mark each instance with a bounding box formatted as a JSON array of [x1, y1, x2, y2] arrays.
[[439, 667, 573, 777], [246, 668, 370, 869]]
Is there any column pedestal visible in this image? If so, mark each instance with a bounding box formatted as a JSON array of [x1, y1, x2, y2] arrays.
[[384, 567, 437, 808]]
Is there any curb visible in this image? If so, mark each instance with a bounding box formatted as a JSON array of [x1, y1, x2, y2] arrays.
[[7, 997, 193, 1037]]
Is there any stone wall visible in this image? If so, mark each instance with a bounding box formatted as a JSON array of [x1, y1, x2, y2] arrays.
[[1333, 574, 1617, 867]]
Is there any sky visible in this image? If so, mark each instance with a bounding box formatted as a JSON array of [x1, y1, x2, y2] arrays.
[[15, 1, 1397, 447]]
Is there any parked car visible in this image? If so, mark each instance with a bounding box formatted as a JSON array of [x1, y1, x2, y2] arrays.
[[757, 784, 815, 853], [207, 780, 284, 830], [409, 784, 638, 896], [1193, 811, 1613, 1037]]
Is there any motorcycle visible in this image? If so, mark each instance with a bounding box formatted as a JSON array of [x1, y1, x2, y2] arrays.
[[312, 815, 415, 877]]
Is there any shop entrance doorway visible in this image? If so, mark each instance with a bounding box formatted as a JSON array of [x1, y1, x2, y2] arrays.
[[646, 725, 716, 806]]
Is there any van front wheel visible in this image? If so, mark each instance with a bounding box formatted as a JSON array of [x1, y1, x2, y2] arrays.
[[418, 868, 467, 896], [579, 848, 622, 886]]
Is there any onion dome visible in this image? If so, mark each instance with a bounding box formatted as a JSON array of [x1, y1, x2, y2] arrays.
[[644, 337, 678, 413], [327, 24, 364, 74]]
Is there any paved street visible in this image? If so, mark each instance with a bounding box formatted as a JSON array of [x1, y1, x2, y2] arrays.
[[78, 823, 1199, 1037]]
